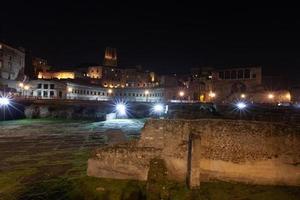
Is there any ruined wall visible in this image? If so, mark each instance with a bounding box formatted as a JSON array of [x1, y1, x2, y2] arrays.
[[88, 119, 300, 187]]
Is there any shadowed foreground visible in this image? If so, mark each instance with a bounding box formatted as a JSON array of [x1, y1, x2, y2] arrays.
[[0, 119, 299, 200]]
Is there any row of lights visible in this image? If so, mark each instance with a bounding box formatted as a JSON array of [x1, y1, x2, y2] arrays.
[[19, 83, 30, 90], [68, 87, 151, 96], [115, 102, 165, 117]]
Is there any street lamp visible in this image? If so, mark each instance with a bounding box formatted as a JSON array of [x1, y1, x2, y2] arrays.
[[179, 91, 184, 97], [208, 91, 216, 98], [153, 103, 164, 114], [67, 87, 73, 92], [108, 89, 113, 94], [268, 93, 274, 99], [0, 97, 10, 106], [240, 94, 246, 99], [236, 102, 247, 110], [116, 103, 127, 117]]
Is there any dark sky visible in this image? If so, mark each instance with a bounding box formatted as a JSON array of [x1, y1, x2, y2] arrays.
[[1, 2, 300, 78]]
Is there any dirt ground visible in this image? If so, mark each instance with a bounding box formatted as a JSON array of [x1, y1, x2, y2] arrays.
[[0, 118, 300, 200], [0, 119, 144, 200]]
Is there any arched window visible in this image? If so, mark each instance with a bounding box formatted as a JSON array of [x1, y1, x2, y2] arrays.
[[231, 71, 237, 79]]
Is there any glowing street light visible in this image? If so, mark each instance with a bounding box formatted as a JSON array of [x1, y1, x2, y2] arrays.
[[19, 83, 24, 88], [208, 91, 216, 98], [179, 91, 185, 97], [0, 97, 10, 106], [153, 103, 164, 114], [240, 94, 246, 99], [116, 103, 126, 116], [286, 93, 291, 100], [108, 89, 113, 94], [24, 85, 30, 90], [236, 102, 247, 110], [144, 90, 149, 95], [268, 93, 274, 99], [67, 87, 73, 92]]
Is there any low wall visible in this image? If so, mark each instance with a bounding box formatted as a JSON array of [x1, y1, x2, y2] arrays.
[[88, 119, 300, 187]]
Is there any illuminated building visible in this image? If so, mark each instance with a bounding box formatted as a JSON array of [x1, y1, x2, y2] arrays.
[[103, 47, 117, 67], [38, 71, 75, 79]]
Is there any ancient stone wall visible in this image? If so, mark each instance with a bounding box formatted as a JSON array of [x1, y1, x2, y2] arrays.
[[88, 119, 300, 187]]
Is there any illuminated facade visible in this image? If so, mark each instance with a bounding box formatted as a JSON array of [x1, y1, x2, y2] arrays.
[[38, 71, 75, 79], [26, 80, 165, 102], [103, 47, 117, 67]]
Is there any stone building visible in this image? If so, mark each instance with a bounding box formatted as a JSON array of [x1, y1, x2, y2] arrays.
[[23, 79, 165, 102], [37, 70, 75, 80], [0, 42, 25, 80], [103, 47, 117, 67]]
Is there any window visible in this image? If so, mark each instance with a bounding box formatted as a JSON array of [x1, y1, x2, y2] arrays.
[[38, 84, 42, 89], [0, 61, 2, 69], [43, 91, 48, 97], [219, 71, 224, 79], [231, 71, 237, 79], [225, 71, 230, 79], [37, 90, 41, 96], [238, 70, 244, 79], [44, 84, 48, 89], [50, 91, 54, 96], [98, 92, 100, 95], [252, 73, 256, 79], [244, 69, 250, 79], [87, 91, 89, 95], [50, 84, 54, 89]]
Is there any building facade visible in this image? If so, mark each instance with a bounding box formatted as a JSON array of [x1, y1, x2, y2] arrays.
[[0, 42, 25, 80]]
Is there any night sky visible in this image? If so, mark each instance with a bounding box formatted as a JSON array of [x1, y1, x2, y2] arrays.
[[1, 2, 300, 79]]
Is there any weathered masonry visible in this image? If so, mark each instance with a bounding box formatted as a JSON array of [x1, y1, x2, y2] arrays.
[[88, 119, 300, 187]]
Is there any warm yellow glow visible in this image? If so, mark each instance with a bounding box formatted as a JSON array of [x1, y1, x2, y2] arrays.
[[200, 94, 205, 102], [286, 93, 291, 100], [38, 72, 43, 79], [37, 71, 75, 79], [209, 91, 216, 98], [108, 89, 113, 94], [55, 72, 75, 79], [150, 72, 155, 82], [145, 90, 149, 95], [67, 87, 73, 92], [179, 91, 185, 97], [19, 83, 24, 88], [240, 94, 246, 99], [268, 93, 274, 99], [24, 85, 30, 90]]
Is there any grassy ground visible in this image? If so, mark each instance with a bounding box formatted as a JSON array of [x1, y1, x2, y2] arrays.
[[0, 119, 299, 200]]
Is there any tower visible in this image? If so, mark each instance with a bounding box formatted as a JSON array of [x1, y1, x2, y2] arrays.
[[103, 47, 117, 67]]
